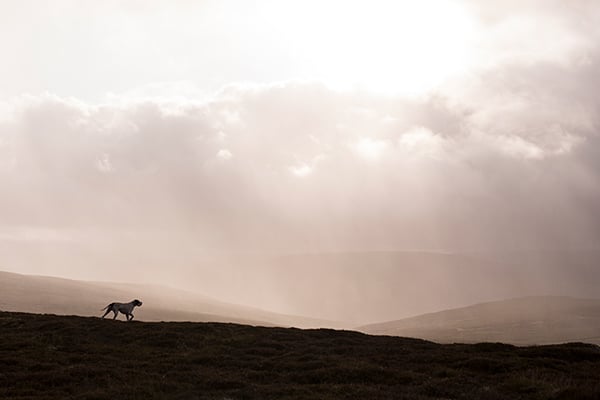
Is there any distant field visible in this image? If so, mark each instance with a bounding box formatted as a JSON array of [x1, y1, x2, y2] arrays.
[[1, 311, 600, 399]]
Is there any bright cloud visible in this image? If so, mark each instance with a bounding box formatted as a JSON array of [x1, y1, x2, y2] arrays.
[[290, 164, 312, 177], [354, 138, 387, 160], [217, 149, 233, 160]]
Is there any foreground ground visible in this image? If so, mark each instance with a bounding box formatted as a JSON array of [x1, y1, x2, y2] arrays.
[[1, 311, 599, 399]]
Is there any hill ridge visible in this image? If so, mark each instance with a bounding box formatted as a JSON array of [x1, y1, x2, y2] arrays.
[[0, 270, 344, 328], [359, 295, 600, 345], [1, 310, 600, 399]]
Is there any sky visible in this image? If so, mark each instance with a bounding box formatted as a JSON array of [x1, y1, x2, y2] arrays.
[[1, 1, 600, 316]]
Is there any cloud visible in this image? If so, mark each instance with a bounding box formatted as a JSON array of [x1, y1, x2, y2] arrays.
[[2, 0, 600, 262], [1, 68, 599, 258], [216, 149, 233, 161]]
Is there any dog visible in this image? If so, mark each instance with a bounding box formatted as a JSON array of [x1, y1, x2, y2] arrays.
[[101, 299, 143, 321]]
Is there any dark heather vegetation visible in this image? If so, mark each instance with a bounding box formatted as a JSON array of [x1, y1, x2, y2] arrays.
[[1, 311, 599, 400]]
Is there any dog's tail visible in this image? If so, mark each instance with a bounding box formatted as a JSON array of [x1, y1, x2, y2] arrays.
[[100, 303, 114, 311]]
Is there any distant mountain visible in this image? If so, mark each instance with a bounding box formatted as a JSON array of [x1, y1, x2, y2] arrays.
[[358, 296, 600, 345], [0, 270, 343, 328]]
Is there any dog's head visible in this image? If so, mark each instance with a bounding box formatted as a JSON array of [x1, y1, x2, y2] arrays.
[[133, 299, 143, 307]]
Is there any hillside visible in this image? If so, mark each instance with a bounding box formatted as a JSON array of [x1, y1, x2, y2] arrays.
[[0, 270, 342, 328], [1, 311, 599, 399], [359, 296, 600, 345]]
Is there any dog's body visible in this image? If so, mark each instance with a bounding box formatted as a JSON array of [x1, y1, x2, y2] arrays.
[[101, 299, 143, 321]]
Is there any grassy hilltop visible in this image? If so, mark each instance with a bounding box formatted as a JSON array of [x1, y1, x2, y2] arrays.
[[1, 311, 599, 400]]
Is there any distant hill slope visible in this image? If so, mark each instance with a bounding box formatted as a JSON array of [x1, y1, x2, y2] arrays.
[[195, 250, 600, 324], [2, 311, 600, 399], [0, 270, 343, 328], [5, 250, 600, 325], [359, 296, 600, 345]]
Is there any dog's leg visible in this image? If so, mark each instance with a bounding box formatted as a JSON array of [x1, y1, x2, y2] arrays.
[[101, 303, 114, 319]]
